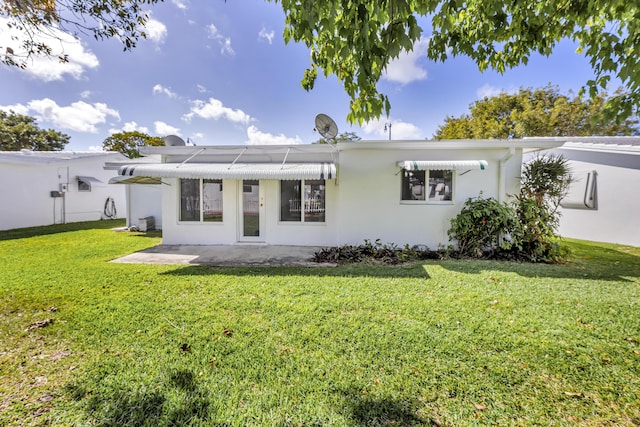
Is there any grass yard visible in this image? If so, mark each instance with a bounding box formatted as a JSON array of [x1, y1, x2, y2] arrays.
[[1, 220, 639, 426]]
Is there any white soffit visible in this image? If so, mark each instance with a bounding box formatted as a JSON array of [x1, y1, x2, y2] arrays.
[[118, 163, 336, 180], [398, 160, 488, 171]]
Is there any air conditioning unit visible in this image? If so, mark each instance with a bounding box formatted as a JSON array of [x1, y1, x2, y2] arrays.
[[137, 216, 155, 232]]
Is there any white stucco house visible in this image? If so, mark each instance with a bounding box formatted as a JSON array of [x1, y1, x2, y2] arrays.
[[0, 150, 127, 231], [109, 139, 565, 248], [534, 137, 640, 247]]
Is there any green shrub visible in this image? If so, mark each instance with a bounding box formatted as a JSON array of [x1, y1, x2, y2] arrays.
[[514, 154, 572, 262], [447, 195, 519, 257]]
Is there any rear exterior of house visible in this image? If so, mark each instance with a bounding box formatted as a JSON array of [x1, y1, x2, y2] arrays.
[[0, 151, 127, 231], [116, 139, 562, 249]]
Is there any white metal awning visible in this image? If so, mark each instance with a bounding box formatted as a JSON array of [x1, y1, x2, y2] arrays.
[[76, 176, 103, 184], [397, 160, 488, 171], [109, 176, 163, 185], [117, 162, 336, 180]]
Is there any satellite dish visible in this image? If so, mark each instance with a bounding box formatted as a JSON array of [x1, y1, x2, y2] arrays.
[[163, 135, 186, 146], [315, 113, 338, 139]]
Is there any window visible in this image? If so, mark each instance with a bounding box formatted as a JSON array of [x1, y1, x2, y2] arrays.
[[280, 179, 326, 223], [77, 178, 91, 192], [77, 176, 99, 192], [180, 178, 223, 222], [401, 170, 453, 202]]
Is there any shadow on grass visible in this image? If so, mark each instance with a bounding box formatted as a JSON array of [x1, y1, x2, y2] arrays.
[[341, 389, 432, 426], [65, 368, 213, 427], [434, 241, 640, 282], [161, 263, 432, 279], [0, 220, 125, 241], [0, 219, 162, 242], [159, 240, 640, 281]]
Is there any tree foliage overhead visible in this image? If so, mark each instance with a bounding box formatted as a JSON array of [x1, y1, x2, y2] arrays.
[[0, 110, 69, 151], [274, 0, 640, 124], [434, 86, 639, 139], [3, 1, 640, 125], [102, 131, 164, 158], [1, 0, 160, 68]]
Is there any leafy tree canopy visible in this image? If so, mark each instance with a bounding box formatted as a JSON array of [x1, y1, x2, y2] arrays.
[[102, 131, 165, 158], [313, 131, 361, 144], [0, 110, 70, 151], [274, 0, 640, 125], [434, 85, 639, 139], [3, 1, 639, 125], [1, 0, 159, 68]]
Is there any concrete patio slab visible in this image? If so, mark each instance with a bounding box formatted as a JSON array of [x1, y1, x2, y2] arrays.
[[111, 244, 333, 267]]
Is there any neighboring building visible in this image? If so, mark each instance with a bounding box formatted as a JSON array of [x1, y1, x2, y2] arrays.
[[534, 137, 640, 247], [111, 139, 564, 248], [0, 150, 127, 231]]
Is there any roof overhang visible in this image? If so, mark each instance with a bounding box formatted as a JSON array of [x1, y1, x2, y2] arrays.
[[397, 160, 488, 171], [117, 162, 336, 180]]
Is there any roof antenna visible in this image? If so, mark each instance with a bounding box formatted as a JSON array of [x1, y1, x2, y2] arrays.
[[314, 113, 339, 139]]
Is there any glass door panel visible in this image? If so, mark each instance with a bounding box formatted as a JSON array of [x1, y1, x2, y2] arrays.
[[242, 180, 260, 238]]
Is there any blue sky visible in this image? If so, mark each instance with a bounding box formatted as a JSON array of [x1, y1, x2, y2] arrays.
[[0, 0, 600, 151]]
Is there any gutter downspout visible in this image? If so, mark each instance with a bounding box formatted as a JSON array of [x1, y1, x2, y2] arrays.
[[498, 148, 515, 202]]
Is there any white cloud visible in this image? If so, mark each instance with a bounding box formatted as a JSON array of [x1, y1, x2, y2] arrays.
[[360, 118, 422, 140], [152, 84, 177, 98], [144, 14, 167, 45], [220, 38, 234, 56], [207, 23, 235, 56], [383, 38, 429, 85], [154, 121, 180, 136], [207, 24, 220, 39], [172, 0, 188, 10], [0, 103, 29, 115], [80, 90, 92, 99], [183, 97, 252, 124], [476, 84, 518, 99], [1, 98, 120, 133], [258, 27, 275, 44], [196, 84, 208, 93], [0, 17, 99, 82], [109, 121, 150, 134], [246, 126, 302, 145], [88, 145, 106, 152]]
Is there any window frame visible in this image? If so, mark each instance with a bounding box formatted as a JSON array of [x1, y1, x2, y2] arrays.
[[178, 178, 224, 223], [279, 179, 327, 224], [400, 169, 454, 204], [77, 177, 92, 192]]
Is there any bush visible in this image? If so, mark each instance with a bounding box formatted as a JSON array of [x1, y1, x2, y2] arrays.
[[514, 154, 572, 262], [312, 239, 443, 264], [448, 195, 519, 257]]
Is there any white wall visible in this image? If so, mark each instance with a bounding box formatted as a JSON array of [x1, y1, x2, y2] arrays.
[[160, 178, 338, 246], [557, 159, 640, 247], [335, 146, 519, 248], [0, 158, 126, 231], [126, 184, 163, 229]]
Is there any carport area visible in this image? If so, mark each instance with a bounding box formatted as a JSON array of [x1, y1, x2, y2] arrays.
[[111, 244, 329, 267]]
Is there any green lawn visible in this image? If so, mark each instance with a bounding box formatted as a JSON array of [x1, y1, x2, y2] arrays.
[[1, 220, 639, 426]]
